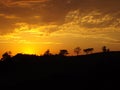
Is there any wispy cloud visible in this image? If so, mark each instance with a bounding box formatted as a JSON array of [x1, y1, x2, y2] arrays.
[[64, 9, 120, 31], [0, 13, 19, 19], [1, 0, 49, 7]]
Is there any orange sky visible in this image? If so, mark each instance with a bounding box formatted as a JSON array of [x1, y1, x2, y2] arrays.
[[0, 0, 120, 57]]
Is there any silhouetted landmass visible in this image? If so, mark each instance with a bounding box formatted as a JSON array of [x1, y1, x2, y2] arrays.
[[0, 51, 120, 89]]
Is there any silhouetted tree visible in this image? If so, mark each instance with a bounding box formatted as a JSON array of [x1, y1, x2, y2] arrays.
[[43, 49, 52, 56], [83, 48, 94, 54], [59, 50, 69, 56], [83, 49, 89, 54], [102, 46, 107, 52], [107, 49, 110, 52], [1, 51, 12, 62], [102, 46, 110, 53], [74, 47, 81, 56]]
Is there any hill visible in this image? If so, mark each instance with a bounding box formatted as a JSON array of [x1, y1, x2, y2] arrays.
[[0, 51, 120, 89]]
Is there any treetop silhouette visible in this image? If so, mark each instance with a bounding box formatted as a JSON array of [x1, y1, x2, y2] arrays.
[[1, 51, 12, 62], [74, 47, 81, 56], [59, 49, 69, 56], [102, 46, 110, 53], [83, 48, 94, 54], [43, 49, 52, 56]]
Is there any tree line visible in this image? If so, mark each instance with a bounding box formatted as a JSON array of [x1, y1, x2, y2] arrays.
[[0, 46, 110, 61], [43, 46, 110, 56]]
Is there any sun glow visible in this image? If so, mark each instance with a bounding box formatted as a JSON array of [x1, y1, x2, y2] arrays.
[[23, 48, 35, 54], [21, 45, 36, 55]]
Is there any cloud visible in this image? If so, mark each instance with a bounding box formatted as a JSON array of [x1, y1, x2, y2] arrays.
[[0, 0, 120, 44], [102, 38, 120, 44], [0, 13, 19, 19], [0, 0, 49, 7], [65, 9, 120, 29]]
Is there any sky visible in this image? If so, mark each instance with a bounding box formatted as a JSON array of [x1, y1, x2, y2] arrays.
[[0, 0, 120, 57]]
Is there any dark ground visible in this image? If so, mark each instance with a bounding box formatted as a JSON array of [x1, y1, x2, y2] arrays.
[[0, 51, 120, 89]]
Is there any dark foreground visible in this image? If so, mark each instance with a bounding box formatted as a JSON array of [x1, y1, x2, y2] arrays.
[[0, 51, 120, 89]]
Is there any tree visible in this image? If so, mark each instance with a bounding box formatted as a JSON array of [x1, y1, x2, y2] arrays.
[[1, 51, 12, 62], [102, 46, 107, 52], [107, 49, 110, 52], [102, 46, 110, 53], [83, 49, 89, 54], [59, 50, 69, 56], [43, 49, 51, 56], [83, 48, 94, 54], [74, 47, 81, 56]]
